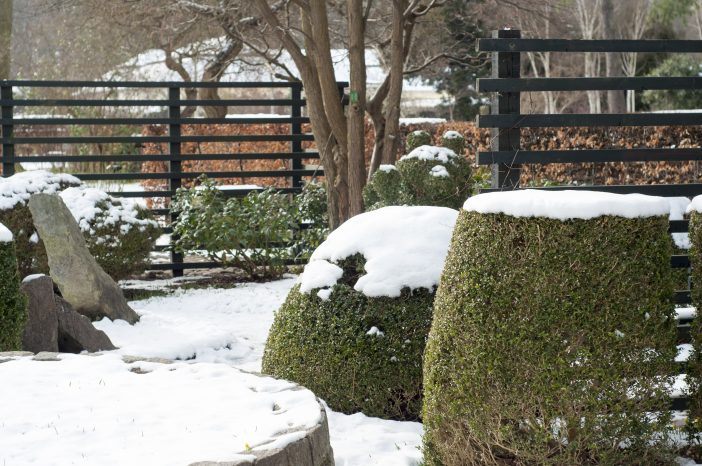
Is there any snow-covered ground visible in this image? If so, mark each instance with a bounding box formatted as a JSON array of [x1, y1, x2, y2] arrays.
[[2, 276, 423, 466]]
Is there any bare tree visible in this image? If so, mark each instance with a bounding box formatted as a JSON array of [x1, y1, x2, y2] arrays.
[[0, 0, 10, 79], [621, 0, 652, 112], [602, 0, 626, 113], [575, 0, 603, 114]]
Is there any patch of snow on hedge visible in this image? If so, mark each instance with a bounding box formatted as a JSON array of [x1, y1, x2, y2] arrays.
[[430, 165, 449, 178], [0, 222, 12, 242], [0, 170, 80, 210], [0, 353, 321, 466], [378, 164, 397, 173], [399, 145, 458, 164], [60, 187, 158, 234], [443, 130, 462, 139], [299, 206, 458, 298], [464, 190, 670, 220], [687, 194, 702, 214]]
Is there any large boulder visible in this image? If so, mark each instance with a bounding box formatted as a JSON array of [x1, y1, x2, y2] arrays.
[[423, 190, 678, 465], [28, 193, 139, 324], [20, 274, 115, 353], [263, 206, 457, 421]]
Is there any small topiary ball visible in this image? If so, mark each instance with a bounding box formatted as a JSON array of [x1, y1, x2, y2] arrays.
[[423, 190, 677, 466], [362, 165, 404, 211], [405, 130, 432, 152], [441, 130, 465, 155], [262, 206, 458, 421], [0, 223, 27, 351]]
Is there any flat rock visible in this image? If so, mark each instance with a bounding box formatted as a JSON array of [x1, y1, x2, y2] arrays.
[[0, 351, 33, 358], [21, 275, 59, 353], [33, 352, 60, 361], [28, 194, 139, 324], [122, 355, 173, 364]]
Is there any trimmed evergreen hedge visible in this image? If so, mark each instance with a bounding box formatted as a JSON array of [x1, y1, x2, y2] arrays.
[[0, 228, 27, 351], [423, 210, 677, 465], [688, 210, 702, 436]]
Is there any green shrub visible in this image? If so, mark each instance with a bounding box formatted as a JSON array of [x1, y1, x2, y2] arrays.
[[0, 171, 160, 280], [293, 181, 329, 260], [60, 187, 161, 280], [406, 130, 432, 152], [643, 55, 702, 111], [171, 177, 296, 279], [364, 145, 472, 210], [423, 206, 677, 465], [263, 206, 458, 420], [0, 226, 28, 351], [687, 209, 702, 438], [440, 130, 465, 155]]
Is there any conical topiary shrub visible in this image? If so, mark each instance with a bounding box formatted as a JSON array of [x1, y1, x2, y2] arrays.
[[0, 223, 27, 351], [423, 190, 677, 466], [262, 206, 458, 421]]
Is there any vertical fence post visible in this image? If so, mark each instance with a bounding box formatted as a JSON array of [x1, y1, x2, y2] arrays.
[[290, 82, 303, 190], [168, 86, 184, 277], [490, 29, 521, 190], [1, 84, 14, 177]]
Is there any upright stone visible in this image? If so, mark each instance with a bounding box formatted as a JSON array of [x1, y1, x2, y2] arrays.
[[20, 274, 59, 352], [28, 194, 139, 324]]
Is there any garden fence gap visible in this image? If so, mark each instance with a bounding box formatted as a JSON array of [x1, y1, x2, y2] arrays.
[[0, 80, 347, 276], [477, 29, 702, 411]]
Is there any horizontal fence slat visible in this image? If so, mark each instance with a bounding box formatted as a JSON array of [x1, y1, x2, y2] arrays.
[[479, 184, 702, 197], [477, 77, 702, 93], [1, 99, 307, 107], [477, 38, 702, 53], [676, 291, 691, 305], [107, 187, 304, 198], [6, 116, 312, 125], [5, 134, 314, 144], [476, 148, 702, 165], [670, 220, 690, 233], [672, 255, 690, 268], [0, 80, 348, 89], [13, 152, 320, 163], [671, 397, 689, 411], [146, 258, 307, 271], [74, 169, 323, 181], [478, 113, 702, 128]]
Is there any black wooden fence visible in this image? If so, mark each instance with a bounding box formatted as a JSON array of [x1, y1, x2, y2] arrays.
[[477, 30, 702, 410], [0, 80, 345, 276]]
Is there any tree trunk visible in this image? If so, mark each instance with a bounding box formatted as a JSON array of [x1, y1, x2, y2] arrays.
[[199, 39, 243, 118], [380, 1, 407, 165], [602, 0, 625, 113], [346, 0, 366, 216], [0, 0, 12, 79]]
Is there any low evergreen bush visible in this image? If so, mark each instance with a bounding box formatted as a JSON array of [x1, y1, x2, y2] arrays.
[[0, 224, 27, 351], [262, 206, 458, 420], [687, 198, 702, 441], [0, 171, 160, 280], [423, 191, 677, 466], [406, 130, 432, 151], [364, 145, 471, 210]]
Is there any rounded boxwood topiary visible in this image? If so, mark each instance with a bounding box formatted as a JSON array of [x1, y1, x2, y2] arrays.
[[363, 145, 472, 210], [0, 223, 27, 351], [423, 190, 678, 466], [440, 130, 465, 156], [262, 206, 458, 421], [406, 129, 432, 152]]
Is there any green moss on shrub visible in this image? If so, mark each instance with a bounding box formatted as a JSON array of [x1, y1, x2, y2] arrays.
[[0, 237, 28, 351], [262, 256, 434, 421], [423, 211, 677, 466]]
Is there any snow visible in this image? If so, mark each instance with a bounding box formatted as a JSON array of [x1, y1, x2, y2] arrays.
[[299, 206, 458, 298], [399, 145, 459, 164], [687, 194, 702, 215], [21, 273, 46, 284], [59, 186, 158, 234], [91, 276, 424, 466], [0, 170, 80, 210], [0, 222, 12, 242], [464, 190, 671, 220], [378, 164, 397, 173], [443, 130, 462, 139], [430, 165, 450, 178], [0, 353, 321, 466], [366, 326, 385, 338]]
